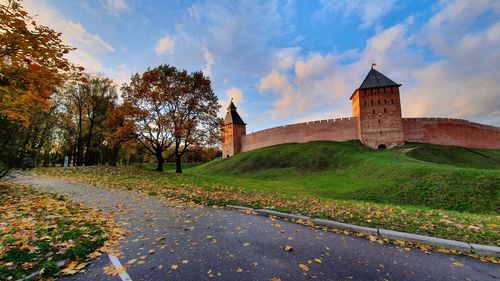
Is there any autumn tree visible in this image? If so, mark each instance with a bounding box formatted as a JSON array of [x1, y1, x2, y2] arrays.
[[0, 0, 79, 177], [122, 64, 220, 173], [167, 71, 220, 173], [102, 102, 136, 166], [61, 74, 117, 166]]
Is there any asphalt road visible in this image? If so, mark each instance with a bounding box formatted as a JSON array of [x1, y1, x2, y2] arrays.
[[9, 174, 500, 281]]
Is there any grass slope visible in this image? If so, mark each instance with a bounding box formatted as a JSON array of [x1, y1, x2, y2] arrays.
[[190, 141, 500, 214]]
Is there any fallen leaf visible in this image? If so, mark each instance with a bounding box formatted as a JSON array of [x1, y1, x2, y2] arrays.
[[299, 264, 309, 271]]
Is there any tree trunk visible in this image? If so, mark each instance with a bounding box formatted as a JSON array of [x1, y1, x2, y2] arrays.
[[156, 152, 164, 172], [84, 120, 94, 166], [175, 153, 182, 173]]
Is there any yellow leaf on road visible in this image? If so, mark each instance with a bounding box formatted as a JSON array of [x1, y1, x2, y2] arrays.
[[299, 263, 309, 271]]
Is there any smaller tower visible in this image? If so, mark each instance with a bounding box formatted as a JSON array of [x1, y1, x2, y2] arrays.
[[222, 100, 246, 158]]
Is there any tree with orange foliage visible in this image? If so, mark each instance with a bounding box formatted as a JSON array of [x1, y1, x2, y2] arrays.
[[0, 0, 79, 177], [102, 102, 136, 166], [122, 64, 220, 173], [0, 0, 80, 123]]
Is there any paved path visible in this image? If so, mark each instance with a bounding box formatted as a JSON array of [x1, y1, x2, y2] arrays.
[[9, 174, 500, 281]]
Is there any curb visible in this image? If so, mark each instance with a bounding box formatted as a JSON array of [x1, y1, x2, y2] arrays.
[[226, 205, 254, 212], [225, 205, 500, 258], [312, 218, 378, 236], [254, 209, 310, 221]]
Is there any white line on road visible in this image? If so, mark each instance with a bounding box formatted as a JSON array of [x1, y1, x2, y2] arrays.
[[108, 254, 133, 281]]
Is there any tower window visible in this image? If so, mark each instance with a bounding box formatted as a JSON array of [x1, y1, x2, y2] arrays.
[[373, 109, 375, 114], [371, 100, 374, 106], [391, 99, 394, 104], [364, 101, 367, 106], [384, 99, 387, 104], [378, 100, 380, 105], [378, 119, 381, 124], [384, 108, 387, 113]]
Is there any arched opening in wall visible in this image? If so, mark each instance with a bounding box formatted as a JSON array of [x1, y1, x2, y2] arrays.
[[378, 144, 387, 150]]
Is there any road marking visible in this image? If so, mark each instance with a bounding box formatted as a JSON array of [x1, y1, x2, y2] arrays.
[[108, 254, 133, 281]]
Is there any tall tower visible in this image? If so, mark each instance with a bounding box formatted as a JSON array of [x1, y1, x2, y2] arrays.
[[222, 101, 246, 158], [350, 66, 404, 149]]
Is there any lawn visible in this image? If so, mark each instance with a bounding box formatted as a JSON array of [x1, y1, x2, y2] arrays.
[[189, 141, 500, 214], [32, 140, 500, 248], [0, 182, 125, 280]]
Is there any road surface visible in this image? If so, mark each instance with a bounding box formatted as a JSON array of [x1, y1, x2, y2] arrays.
[[9, 174, 499, 281]]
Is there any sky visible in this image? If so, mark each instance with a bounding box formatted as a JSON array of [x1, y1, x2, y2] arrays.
[[21, 0, 500, 131]]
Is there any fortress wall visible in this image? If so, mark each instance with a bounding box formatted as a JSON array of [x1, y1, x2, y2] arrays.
[[403, 118, 500, 149], [241, 117, 358, 152]]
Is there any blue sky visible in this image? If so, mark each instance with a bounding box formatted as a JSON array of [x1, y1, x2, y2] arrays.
[[23, 0, 500, 131]]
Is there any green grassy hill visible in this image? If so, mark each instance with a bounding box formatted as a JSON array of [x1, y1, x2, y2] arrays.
[[189, 141, 500, 214]]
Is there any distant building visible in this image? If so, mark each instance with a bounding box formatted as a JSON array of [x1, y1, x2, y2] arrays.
[[222, 67, 500, 158]]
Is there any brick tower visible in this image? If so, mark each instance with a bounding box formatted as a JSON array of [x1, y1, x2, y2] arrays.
[[222, 100, 246, 158], [350, 66, 405, 149]]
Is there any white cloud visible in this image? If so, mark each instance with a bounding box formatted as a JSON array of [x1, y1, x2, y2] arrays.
[[102, 0, 129, 15], [202, 46, 215, 77], [155, 35, 175, 55], [317, 0, 396, 29], [63, 21, 115, 53], [403, 0, 500, 125], [23, 0, 115, 74], [220, 87, 246, 118], [24, 1, 115, 54], [259, 0, 500, 126], [258, 25, 413, 119]]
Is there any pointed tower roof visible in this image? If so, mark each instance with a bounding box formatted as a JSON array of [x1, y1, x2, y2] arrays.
[[350, 66, 401, 99], [358, 67, 400, 89], [224, 101, 246, 125]]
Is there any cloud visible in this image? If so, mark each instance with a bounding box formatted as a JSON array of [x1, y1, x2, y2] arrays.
[[102, 0, 129, 15], [259, 0, 500, 126], [155, 35, 175, 55], [24, 1, 115, 54], [220, 87, 246, 118], [258, 24, 413, 120], [23, 0, 115, 74], [317, 0, 397, 29], [202, 46, 215, 77], [168, 1, 292, 76], [63, 21, 115, 53], [226, 87, 243, 104], [403, 0, 500, 125]]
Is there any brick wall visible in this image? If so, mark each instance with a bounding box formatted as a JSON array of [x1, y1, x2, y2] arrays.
[[403, 118, 500, 149], [240, 117, 358, 152]]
